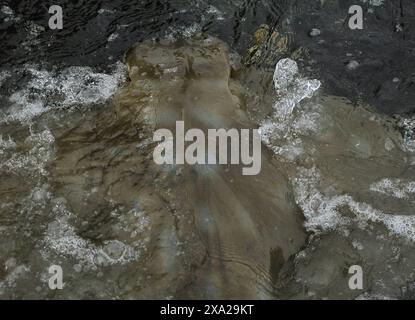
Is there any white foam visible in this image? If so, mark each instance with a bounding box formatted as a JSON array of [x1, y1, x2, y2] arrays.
[[355, 293, 395, 300], [370, 178, 415, 200], [260, 59, 321, 157], [398, 117, 415, 152], [1, 5, 13, 16], [207, 5, 225, 21], [0, 70, 11, 86], [107, 32, 119, 42], [360, 0, 385, 7], [273, 58, 299, 92], [4, 62, 126, 123], [24, 21, 45, 38], [0, 264, 30, 292], [1, 5, 20, 23], [293, 167, 415, 242], [0, 135, 16, 152], [272, 58, 321, 119], [165, 23, 202, 41], [292, 167, 350, 232], [42, 208, 147, 269], [271, 138, 304, 162], [98, 8, 115, 15], [0, 129, 55, 176]]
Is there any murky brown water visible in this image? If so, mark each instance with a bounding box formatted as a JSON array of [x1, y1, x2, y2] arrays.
[[0, 34, 414, 299]]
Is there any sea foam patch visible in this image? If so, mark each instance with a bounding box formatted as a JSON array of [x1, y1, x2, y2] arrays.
[[293, 167, 415, 243], [370, 178, 415, 200], [0, 129, 55, 176], [398, 116, 415, 153], [360, 0, 384, 7], [260, 58, 321, 161], [42, 204, 149, 270], [4, 62, 126, 123]]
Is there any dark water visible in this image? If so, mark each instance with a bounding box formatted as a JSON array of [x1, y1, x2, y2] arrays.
[[0, 0, 285, 68], [1, 0, 415, 114]]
